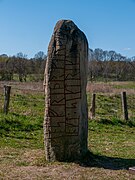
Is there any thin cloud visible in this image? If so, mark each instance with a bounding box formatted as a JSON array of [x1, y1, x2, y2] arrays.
[[123, 48, 131, 51]]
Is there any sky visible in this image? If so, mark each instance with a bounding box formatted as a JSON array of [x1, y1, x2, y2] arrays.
[[0, 0, 135, 58]]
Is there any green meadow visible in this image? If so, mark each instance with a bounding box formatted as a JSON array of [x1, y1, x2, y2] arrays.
[[0, 81, 135, 179]]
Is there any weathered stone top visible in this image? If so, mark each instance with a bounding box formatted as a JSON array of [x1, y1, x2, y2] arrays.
[[54, 20, 78, 32], [50, 20, 88, 50]]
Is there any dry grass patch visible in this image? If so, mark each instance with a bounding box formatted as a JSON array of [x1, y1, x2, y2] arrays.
[[0, 163, 134, 180]]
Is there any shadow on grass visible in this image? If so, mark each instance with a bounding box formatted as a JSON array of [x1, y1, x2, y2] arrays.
[[0, 115, 43, 135], [99, 118, 135, 127], [79, 151, 135, 170], [3, 134, 34, 139]]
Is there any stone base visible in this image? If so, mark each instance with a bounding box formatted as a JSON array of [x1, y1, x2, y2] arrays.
[[129, 167, 135, 175]]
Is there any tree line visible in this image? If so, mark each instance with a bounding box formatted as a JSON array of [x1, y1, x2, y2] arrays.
[[0, 49, 135, 82], [0, 51, 47, 82], [88, 48, 135, 82]]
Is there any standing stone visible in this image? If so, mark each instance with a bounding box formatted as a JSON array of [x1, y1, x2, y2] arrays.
[[44, 20, 88, 161]]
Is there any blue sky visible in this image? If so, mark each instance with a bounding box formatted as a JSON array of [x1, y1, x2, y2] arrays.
[[0, 0, 135, 58]]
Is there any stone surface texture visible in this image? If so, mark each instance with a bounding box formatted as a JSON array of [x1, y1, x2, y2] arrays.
[[44, 20, 88, 161], [129, 167, 135, 175]]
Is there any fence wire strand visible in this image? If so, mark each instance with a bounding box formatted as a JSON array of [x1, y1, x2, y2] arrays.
[[0, 84, 135, 121]]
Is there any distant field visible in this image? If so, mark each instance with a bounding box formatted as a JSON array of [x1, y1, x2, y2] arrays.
[[0, 80, 135, 94], [0, 81, 135, 179], [87, 81, 135, 94]]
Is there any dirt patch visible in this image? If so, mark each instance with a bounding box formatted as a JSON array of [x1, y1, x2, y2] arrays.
[[0, 164, 133, 180], [0, 148, 134, 180]]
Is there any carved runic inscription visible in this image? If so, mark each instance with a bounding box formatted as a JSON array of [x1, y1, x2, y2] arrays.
[[44, 20, 88, 161]]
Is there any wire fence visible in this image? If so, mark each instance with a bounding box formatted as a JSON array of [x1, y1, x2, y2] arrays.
[[0, 84, 45, 115], [0, 83, 135, 121], [88, 93, 135, 121]]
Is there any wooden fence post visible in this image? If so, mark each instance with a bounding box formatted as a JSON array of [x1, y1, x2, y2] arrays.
[[90, 93, 96, 119], [4, 85, 11, 114], [121, 91, 128, 121]]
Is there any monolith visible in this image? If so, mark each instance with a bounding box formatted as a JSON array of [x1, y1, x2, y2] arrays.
[[44, 20, 88, 161]]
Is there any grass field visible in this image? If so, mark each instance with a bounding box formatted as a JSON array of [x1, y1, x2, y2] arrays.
[[0, 81, 135, 179]]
